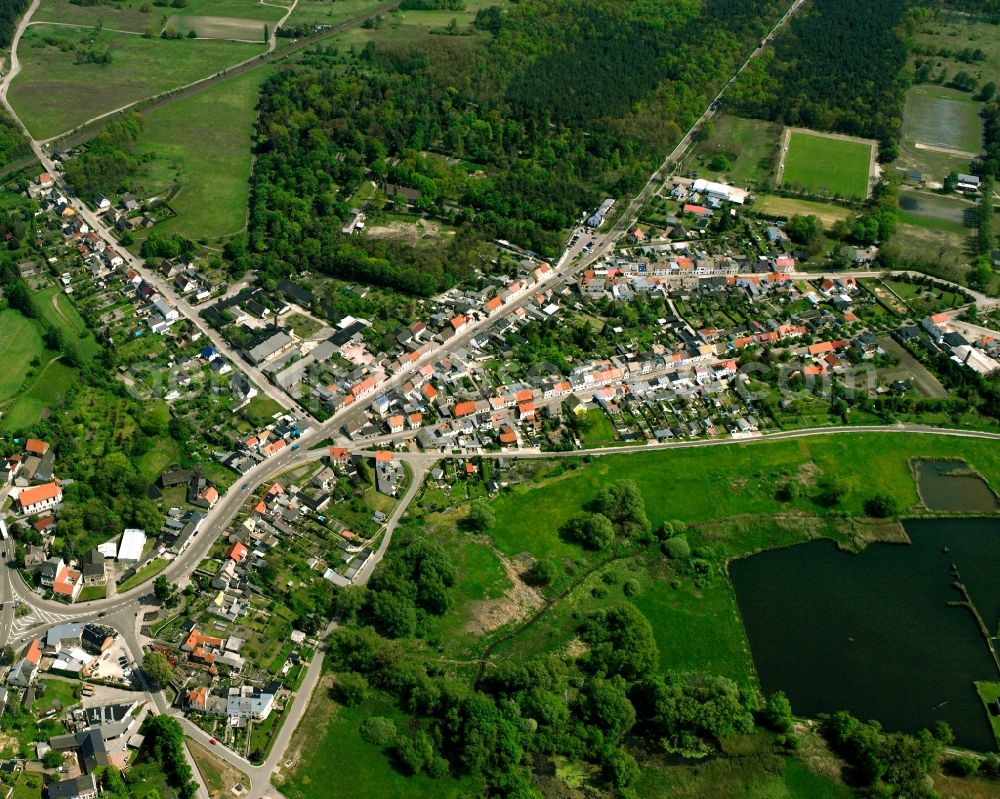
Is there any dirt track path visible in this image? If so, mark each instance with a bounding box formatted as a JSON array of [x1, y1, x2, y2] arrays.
[[49, 291, 71, 327]]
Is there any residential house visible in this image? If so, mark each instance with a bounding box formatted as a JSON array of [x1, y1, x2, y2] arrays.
[[327, 447, 351, 469], [46, 774, 98, 799], [6, 658, 37, 688], [24, 439, 50, 457], [80, 551, 106, 586], [53, 567, 83, 601], [40, 558, 65, 588], [17, 482, 62, 514], [81, 625, 114, 655], [225, 541, 248, 562]]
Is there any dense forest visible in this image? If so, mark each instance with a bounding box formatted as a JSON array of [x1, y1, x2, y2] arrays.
[[729, 0, 912, 155], [248, 0, 788, 295], [0, 0, 28, 47]]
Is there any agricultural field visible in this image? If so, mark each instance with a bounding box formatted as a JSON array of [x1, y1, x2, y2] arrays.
[[8, 26, 265, 139], [686, 113, 781, 186], [310, 0, 497, 53], [166, 15, 271, 41], [779, 129, 873, 200], [755, 194, 853, 226], [135, 66, 272, 240], [903, 85, 983, 155]]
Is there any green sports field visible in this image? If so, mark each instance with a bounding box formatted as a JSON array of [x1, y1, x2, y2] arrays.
[[780, 130, 873, 200]]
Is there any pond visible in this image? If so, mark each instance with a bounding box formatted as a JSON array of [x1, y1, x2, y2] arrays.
[[915, 459, 999, 513], [730, 518, 1000, 751]]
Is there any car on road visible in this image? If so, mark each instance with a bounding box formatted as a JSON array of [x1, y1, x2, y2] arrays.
[[291, 443, 300, 451], [241, 483, 249, 491], [209, 738, 217, 746]]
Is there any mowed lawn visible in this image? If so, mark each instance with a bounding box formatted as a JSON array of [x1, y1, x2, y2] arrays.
[[0, 309, 46, 403], [903, 85, 983, 154], [781, 130, 872, 199], [9, 27, 264, 139], [136, 66, 272, 240]]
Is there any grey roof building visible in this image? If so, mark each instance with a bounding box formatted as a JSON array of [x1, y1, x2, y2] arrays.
[[246, 331, 292, 365]]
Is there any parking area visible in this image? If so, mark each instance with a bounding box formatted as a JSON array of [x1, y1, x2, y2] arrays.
[[87, 639, 137, 684]]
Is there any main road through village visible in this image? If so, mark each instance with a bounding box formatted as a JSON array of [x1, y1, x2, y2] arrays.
[[3, 1, 997, 796]]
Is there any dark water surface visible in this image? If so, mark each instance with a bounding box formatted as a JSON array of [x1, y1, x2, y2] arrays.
[[916, 459, 999, 513], [730, 518, 1000, 751]]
